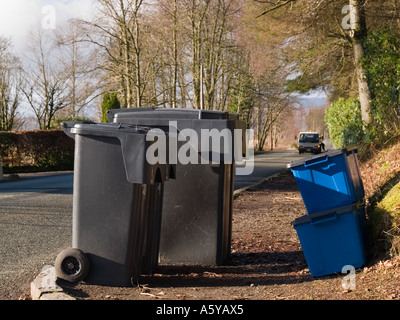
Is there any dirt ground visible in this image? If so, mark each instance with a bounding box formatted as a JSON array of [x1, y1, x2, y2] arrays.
[[58, 172, 400, 301]]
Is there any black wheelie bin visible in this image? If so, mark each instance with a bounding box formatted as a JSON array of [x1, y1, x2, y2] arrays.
[[55, 122, 174, 286], [107, 108, 246, 266]]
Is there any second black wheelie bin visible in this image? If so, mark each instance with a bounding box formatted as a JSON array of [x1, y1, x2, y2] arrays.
[[107, 108, 247, 266], [55, 122, 174, 286]]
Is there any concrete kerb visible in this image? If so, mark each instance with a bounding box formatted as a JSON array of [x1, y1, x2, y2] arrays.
[[30, 265, 76, 300], [30, 171, 287, 301], [0, 171, 74, 184], [233, 171, 285, 197]]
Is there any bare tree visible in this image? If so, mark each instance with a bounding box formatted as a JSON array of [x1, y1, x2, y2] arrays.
[[154, 0, 183, 108], [306, 106, 329, 135], [56, 22, 103, 119], [0, 37, 22, 131], [254, 78, 293, 151], [21, 29, 68, 130], [180, 0, 244, 110], [76, 0, 144, 108], [180, 0, 211, 109]]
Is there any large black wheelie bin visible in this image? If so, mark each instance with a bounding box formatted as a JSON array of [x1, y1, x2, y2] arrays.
[[55, 122, 174, 286], [107, 108, 247, 266]]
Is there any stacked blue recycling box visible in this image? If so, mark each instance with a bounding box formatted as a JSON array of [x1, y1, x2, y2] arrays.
[[288, 146, 367, 277]]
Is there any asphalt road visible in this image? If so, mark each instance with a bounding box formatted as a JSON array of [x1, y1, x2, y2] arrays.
[[0, 149, 315, 299], [234, 149, 307, 190], [233, 139, 334, 190], [0, 173, 73, 299]]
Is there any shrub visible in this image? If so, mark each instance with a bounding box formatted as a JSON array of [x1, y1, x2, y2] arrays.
[[101, 91, 121, 123], [324, 97, 365, 148], [0, 130, 74, 173], [362, 29, 400, 140]]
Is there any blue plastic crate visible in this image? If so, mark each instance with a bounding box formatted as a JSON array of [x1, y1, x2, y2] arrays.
[[288, 147, 365, 214], [292, 204, 367, 277]]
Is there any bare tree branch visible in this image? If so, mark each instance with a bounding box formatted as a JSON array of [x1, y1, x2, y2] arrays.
[[256, 0, 297, 18]]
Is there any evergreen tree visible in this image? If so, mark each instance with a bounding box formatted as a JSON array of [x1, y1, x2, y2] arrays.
[[101, 91, 121, 123]]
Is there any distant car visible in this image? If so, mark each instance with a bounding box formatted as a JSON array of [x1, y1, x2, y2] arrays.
[[297, 132, 324, 154]]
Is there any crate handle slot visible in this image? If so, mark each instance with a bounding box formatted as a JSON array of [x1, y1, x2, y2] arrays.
[[310, 212, 337, 225], [304, 155, 329, 168]]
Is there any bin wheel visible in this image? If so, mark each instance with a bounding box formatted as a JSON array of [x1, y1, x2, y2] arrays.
[[55, 248, 90, 283]]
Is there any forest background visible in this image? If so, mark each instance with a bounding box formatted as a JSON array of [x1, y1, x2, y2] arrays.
[[1, 0, 400, 152]]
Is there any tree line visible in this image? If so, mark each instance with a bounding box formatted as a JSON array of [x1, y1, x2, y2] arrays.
[[256, 0, 400, 146], [1, 0, 400, 150]]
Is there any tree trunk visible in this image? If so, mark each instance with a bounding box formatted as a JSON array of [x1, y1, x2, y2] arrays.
[[350, 0, 372, 124], [172, 0, 178, 108]]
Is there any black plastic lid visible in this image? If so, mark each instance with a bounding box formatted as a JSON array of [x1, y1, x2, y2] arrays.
[[108, 107, 238, 121], [70, 123, 151, 136], [287, 146, 359, 169]]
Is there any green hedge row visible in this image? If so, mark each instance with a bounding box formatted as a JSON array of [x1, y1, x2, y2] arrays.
[[0, 130, 75, 174]]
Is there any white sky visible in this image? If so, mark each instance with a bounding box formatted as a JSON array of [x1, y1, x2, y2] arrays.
[[0, 0, 94, 51], [0, 0, 96, 125]]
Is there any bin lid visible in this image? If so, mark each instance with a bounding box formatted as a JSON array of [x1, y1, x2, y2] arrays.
[[291, 203, 362, 227], [66, 122, 171, 185], [287, 146, 359, 169], [61, 120, 96, 139], [106, 108, 248, 160], [107, 107, 239, 121], [70, 122, 150, 136]]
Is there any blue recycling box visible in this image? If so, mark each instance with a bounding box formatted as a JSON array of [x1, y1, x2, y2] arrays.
[[287, 147, 365, 214], [292, 204, 367, 277]]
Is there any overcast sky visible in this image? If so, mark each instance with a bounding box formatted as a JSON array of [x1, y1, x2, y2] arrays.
[[0, 0, 96, 124], [0, 0, 94, 51]]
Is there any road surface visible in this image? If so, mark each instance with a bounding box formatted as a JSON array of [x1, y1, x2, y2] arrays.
[[0, 173, 73, 299], [0, 149, 313, 299], [234, 149, 307, 190], [234, 137, 334, 190]]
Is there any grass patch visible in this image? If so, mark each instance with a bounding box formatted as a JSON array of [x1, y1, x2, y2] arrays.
[[374, 182, 400, 256], [368, 180, 400, 258], [359, 138, 400, 259]]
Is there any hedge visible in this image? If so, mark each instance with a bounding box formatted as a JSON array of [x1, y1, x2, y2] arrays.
[[0, 130, 75, 174]]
